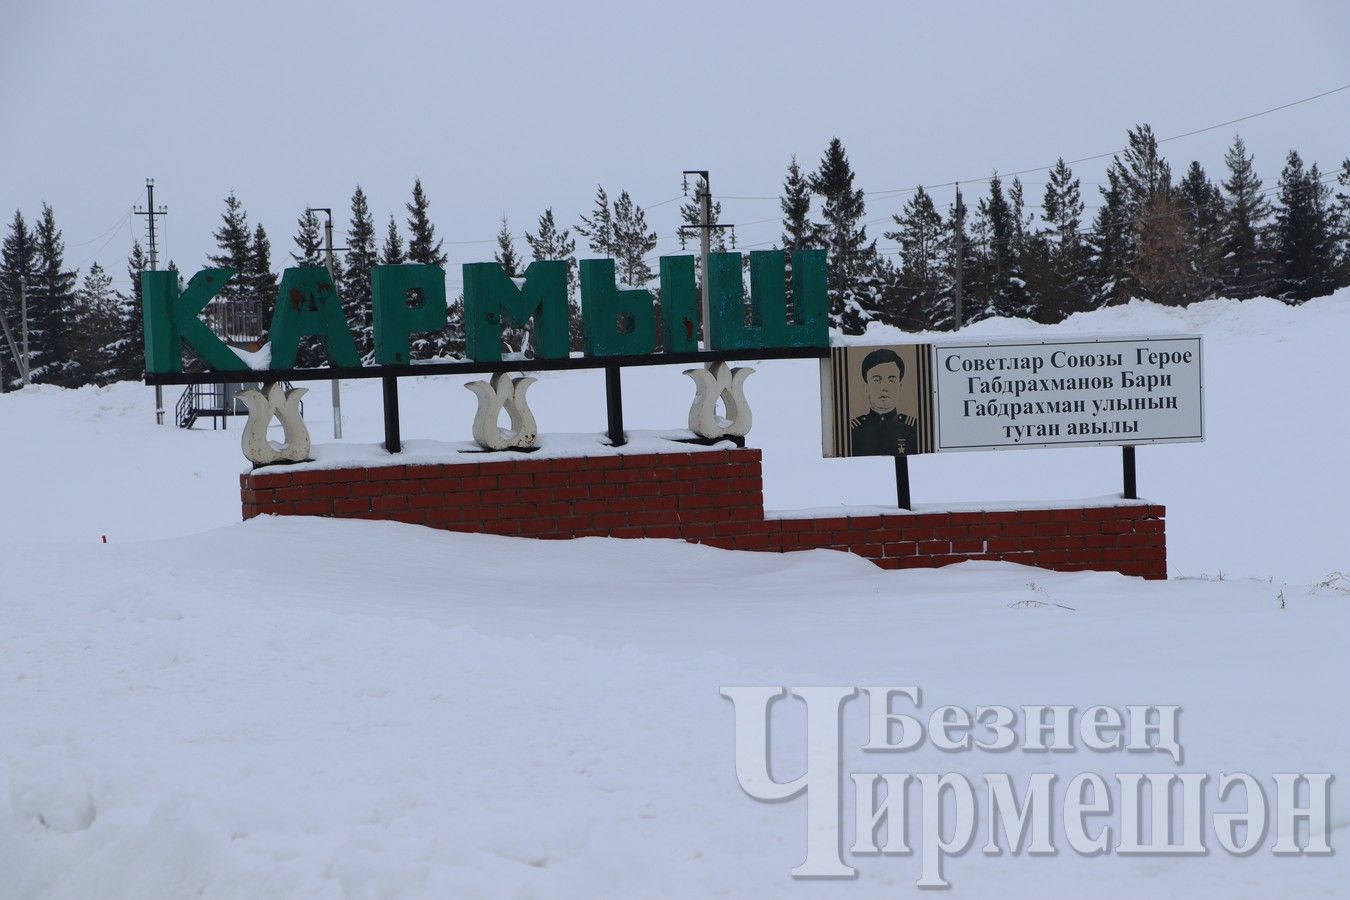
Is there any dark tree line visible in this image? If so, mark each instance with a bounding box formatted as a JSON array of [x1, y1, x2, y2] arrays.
[[3, 129, 1347, 388], [785, 129, 1350, 334]]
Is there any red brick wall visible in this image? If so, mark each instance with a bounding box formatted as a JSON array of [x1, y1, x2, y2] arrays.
[[241, 448, 1167, 579]]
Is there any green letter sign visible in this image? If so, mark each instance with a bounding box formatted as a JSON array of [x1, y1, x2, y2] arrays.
[[267, 267, 360, 369], [141, 268, 248, 374], [463, 260, 568, 362], [657, 255, 700, 352], [707, 250, 828, 351], [579, 259, 655, 356], [372, 264, 447, 365]]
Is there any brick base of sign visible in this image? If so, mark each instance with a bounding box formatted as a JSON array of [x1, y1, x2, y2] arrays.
[[240, 448, 1168, 579]]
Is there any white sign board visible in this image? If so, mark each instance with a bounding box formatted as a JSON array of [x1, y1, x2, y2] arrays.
[[932, 334, 1203, 452]]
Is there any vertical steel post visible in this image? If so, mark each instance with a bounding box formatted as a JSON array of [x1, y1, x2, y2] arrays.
[[382, 375, 401, 453], [137, 179, 168, 422], [605, 363, 625, 446], [322, 211, 343, 439], [1122, 445, 1137, 500], [699, 175, 711, 348], [895, 455, 911, 510]]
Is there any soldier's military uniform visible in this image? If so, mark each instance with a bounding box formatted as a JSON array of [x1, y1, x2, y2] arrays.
[[850, 409, 919, 456]]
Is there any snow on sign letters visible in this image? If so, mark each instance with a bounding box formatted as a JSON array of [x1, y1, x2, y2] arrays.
[[820, 334, 1203, 457], [933, 335, 1204, 451]]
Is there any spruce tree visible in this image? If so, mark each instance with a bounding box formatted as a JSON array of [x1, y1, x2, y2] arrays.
[[107, 240, 149, 381], [526, 207, 580, 349], [1005, 178, 1033, 318], [575, 185, 615, 257], [611, 190, 657, 287], [0, 211, 37, 386], [1219, 135, 1272, 298], [127, 239, 148, 301], [1089, 167, 1131, 307], [971, 175, 1029, 319], [69, 262, 124, 385], [381, 214, 406, 265], [1118, 125, 1172, 218], [292, 208, 324, 266], [208, 191, 252, 306], [811, 137, 882, 333], [1175, 161, 1226, 303], [525, 207, 577, 296], [883, 186, 947, 329], [1036, 159, 1089, 320], [1336, 159, 1350, 289], [406, 178, 446, 266], [780, 155, 818, 251], [493, 215, 523, 277], [29, 204, 78, 385], [1271, 152, 1339, 303], [491, 215, 529, 353], [246, 223, 277, 310], [342, 186, 378, 359], [1095, 125, 1172, 305]]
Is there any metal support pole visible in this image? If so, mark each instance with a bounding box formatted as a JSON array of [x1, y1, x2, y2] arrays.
[[894, 455, 911, 510], [320, 210, 343, 439], [604, 363, 625, 446], [382, 375, 401, 453], [699, 175, 711, 347], [1122, 445, 1137, 500], [136, 179, 168, 422]]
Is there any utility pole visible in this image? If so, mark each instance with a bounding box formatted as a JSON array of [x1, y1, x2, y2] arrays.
[[307, 207, 343, 439], [679, 170, 733, 348], [135, 179, 168, 422], [952, 182, 965, 331]]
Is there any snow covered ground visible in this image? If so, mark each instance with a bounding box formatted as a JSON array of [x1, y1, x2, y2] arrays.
[[0, 294, 1346, 897]]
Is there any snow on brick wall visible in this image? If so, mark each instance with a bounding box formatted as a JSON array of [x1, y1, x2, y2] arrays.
[[241, 449, 1167, 579]]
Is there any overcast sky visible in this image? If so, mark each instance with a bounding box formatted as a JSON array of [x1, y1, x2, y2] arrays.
[[4, 0, 1348, 294]]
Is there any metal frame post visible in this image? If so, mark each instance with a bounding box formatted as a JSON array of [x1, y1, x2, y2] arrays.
[[1122, 445, 1137, 500], [382, 375, 401, 453], [895, 455, 911, 510], [605, 363, 625, 446]]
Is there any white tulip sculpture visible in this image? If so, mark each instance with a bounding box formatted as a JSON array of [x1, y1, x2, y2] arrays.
[[465, 372, 539, 451], [237, 382, 311, 465], [683, 361, 754, 440]]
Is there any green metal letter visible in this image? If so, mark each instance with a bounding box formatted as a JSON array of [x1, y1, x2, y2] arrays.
[[707, 250, 828, 351], [267, 266, 360, 369], [658, 255, 699, 352], [462, 260, 569, 362], [141, 268, 249, 373], [579, 259, 655, 357], [371, 264, 447, 365]]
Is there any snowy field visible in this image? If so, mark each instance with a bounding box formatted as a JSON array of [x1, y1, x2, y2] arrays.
[[0, 294, 1347, 897]]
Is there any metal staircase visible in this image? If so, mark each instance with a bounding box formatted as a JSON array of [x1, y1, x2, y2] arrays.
[[175, 382, 300, 430]]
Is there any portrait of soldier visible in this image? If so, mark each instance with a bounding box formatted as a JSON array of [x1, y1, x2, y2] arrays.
[[850, 348, 918, 456]]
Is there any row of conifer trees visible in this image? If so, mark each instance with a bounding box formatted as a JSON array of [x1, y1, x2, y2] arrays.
[[2, 126, 1346, 387]]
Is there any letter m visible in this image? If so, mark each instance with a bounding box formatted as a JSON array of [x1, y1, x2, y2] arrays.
[[462, 260, 568, 362]]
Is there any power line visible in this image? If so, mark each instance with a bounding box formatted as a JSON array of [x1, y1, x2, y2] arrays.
[[716, 81, 1350, 205]]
